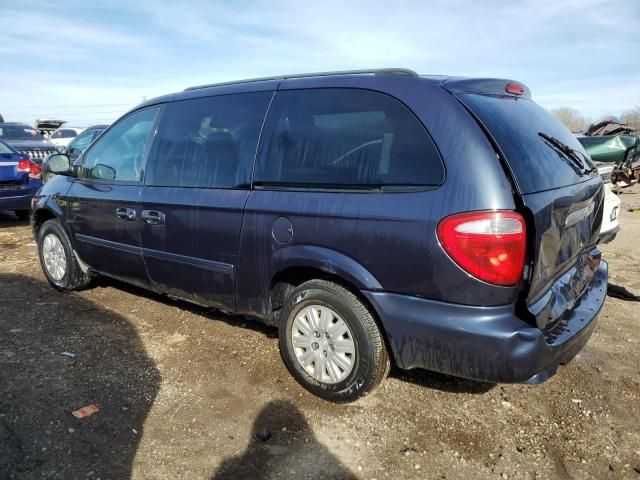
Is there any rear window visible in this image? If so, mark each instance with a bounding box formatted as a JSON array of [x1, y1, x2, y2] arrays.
[[458, 94, 595, 194], [53, 129, 78, 139], [255, 88, 444, 189]]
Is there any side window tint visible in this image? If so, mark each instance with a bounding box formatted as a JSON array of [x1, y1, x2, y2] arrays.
[[83, 108, 159, 182], [255, 88, 444, 188], [146, 91, 272, 188]]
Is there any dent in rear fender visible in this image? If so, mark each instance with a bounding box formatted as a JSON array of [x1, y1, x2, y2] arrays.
[[271, 245, 383, 290]]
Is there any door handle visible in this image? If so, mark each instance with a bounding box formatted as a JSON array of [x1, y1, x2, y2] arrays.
[[115, 207, 136, 221], [141, 210, 165, 225]]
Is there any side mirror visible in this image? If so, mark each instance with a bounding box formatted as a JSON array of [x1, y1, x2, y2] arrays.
[[92, 163, 116, 181], [56, 145, 67, 154], [46, 153, 72, 175]]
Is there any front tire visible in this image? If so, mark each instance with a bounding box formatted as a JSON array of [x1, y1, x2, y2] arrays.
[[37, 219, 91, 291], [279, 279, 389, 403]]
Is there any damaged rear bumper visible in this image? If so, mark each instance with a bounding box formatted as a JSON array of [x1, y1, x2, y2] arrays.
[[362, 260, 608, 384]]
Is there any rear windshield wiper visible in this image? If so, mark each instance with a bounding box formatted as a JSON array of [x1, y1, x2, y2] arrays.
[[538, 132, 593, 174]]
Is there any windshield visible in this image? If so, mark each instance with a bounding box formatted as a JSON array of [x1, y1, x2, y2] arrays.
[[0, 125, 45, 141]]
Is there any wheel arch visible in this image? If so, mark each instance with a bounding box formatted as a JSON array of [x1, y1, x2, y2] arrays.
[[268, 262, 393, 366], [32, 207, 59, 236], [271, 245, 382, 290], [32, 204, 82, 263]]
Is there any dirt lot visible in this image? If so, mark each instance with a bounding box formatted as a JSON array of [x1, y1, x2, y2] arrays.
[[1, 188, 639, 480]]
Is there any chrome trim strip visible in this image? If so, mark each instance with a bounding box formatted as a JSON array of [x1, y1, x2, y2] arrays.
[[142, 248, 234, 275], [74, 233, 233, 275], [565, 202, 595, 227]]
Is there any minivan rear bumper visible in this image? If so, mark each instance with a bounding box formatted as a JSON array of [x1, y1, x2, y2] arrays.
[[362, 260, 607, 384]]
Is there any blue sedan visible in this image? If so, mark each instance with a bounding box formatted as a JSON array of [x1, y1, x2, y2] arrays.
[[0, 139, 42, 219]]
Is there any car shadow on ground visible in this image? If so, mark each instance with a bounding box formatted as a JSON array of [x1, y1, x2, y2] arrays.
[[0, 273, 160, 479], [0, 211, 30, 229], [92, 276, 279, 337], [211, 400, 357, 480], [390, 367, 495, 394], [607, 283, 640, 301]]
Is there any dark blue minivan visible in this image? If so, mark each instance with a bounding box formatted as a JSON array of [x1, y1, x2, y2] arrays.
[[32, 69, 607, 402]]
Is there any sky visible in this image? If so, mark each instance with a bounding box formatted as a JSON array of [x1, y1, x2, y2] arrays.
[[1, 0, 638, 127]]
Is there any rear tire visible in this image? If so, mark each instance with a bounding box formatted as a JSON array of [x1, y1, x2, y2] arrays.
[[37, 219, 91, 291], [14, 210, 30, 220], [278, 279, 389, 403]]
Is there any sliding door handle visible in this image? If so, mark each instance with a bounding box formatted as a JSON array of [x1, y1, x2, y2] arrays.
[[141, 210, 165, 225]]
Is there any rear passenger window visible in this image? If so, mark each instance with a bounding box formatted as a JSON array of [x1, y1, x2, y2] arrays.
[[255, 88, 444, 188], [145, 92, 272, 188]]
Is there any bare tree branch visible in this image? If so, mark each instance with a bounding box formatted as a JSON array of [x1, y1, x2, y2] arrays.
[[550, 106, 589, 133]]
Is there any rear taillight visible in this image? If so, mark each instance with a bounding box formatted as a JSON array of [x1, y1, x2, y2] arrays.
[[17, 159, 31, 172], [437, 210, 527, 286], [17, 158, 41, 178]]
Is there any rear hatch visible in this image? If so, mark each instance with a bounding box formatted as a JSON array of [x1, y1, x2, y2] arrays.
[[443, 79, 604, 329]]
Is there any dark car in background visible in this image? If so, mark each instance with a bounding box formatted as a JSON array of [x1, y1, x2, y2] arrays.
[[42, 125, 108, 183], [0, 139, 42, 219], [61, 124, 108, 159], [32, 69, 607, 402], [0, 122, 57, 163]]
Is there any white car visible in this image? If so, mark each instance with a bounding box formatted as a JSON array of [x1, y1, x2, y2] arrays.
[[598, 164, 621, 243], [50, 127, 84, 147]]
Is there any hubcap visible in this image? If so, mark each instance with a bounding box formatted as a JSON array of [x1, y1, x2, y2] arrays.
[[291, 305, 356, 384], [42, 233, 66, 281]]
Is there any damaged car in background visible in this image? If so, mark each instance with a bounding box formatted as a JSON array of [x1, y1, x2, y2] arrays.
[[577, 117, 640, 188]]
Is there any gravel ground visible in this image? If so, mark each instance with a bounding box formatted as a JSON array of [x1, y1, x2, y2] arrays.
[[1, 186, 639, 480]]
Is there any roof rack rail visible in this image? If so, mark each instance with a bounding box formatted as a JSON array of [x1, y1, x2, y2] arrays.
[[184, 68, 419, 91]]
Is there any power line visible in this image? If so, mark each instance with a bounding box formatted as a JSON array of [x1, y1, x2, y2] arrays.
[[3, 103, 133, 110], [3, 111, 126, 116]]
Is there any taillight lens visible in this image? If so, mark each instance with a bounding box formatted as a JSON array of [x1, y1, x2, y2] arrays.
[[17, 159, 31, 172], [29, 162, 42, 178], [437, 210, 527, 286], [17, 158, 41, 178]]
